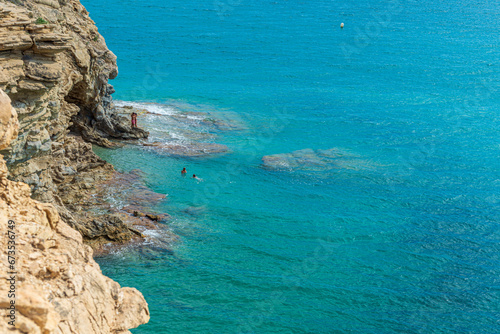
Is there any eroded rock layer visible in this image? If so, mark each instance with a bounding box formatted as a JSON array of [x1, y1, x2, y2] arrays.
[[0, 0, 157, 252], [0, 90, 150, 333], [0, 0, 148, 203]]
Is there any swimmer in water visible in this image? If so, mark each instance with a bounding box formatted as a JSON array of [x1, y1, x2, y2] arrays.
[[192, 174, 202, 181], [181, 167, 187, 175]]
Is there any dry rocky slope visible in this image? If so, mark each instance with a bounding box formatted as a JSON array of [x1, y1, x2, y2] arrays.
[[0, 90, 149, 333], [0, 0, 155, 248]]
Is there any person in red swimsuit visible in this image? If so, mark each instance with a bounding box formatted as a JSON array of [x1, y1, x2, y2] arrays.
[[131, 112, 138, 128]]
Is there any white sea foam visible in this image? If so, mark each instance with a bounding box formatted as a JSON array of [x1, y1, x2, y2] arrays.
[[169, 132, 188, 140], [142, 229, 162, 241], [114, 100, 178, 116], [186, 114, 205, 120]]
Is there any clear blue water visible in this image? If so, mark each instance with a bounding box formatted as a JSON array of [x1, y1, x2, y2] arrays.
[[83, 0, 500, 333]]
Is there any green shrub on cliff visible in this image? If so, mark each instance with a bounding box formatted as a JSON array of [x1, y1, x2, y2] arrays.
[[35, 17, 49, 25]]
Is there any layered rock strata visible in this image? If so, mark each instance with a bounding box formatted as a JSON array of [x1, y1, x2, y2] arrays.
[[0, 0, 156, 251], [0, 0, 148, 203], [0, 90, 150, 333]]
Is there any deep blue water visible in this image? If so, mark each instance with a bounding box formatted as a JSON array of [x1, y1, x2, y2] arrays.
[[83, 0, 500, 333]]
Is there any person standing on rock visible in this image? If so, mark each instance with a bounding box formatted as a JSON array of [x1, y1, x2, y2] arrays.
[[131, 112, 138, 128]]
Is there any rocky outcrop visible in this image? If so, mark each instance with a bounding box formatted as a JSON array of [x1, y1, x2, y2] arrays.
[[0, 90, 149, 333], [48, 140, 172, 251], [72, 111, 149, 147], [0, 0, 148, 202]]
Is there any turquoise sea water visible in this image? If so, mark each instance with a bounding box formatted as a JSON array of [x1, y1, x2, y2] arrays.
[[83, 0, 500, 333]]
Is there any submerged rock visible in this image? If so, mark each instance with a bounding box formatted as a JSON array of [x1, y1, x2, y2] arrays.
[[182, 206, 207, 216], [262, 147, 365, 171], [115, 104, 241, 158], [150, 142, 229, 157], [201, 116, 243, 131], [169, 112, 243, 132]]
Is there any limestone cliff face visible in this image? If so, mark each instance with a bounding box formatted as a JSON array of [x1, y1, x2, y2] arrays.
[[0, 89, 19, 151], [0, 0, 147, 203], [0, 90, 150, 333], [0, 2, 152, 331]]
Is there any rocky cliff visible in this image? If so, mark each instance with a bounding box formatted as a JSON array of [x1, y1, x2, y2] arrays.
[[0, 89, 149, 333], [0, 1, 153, 332], [0, 0, 154, 249], [0, 0, 148, 203]]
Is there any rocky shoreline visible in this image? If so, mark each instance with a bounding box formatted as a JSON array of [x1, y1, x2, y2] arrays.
[[0, 0, 240, 331], [1, 89, 150, 333], [0, 0, 163, 332], [113, 103, 246, 158], [0, 0, 169, 253]]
